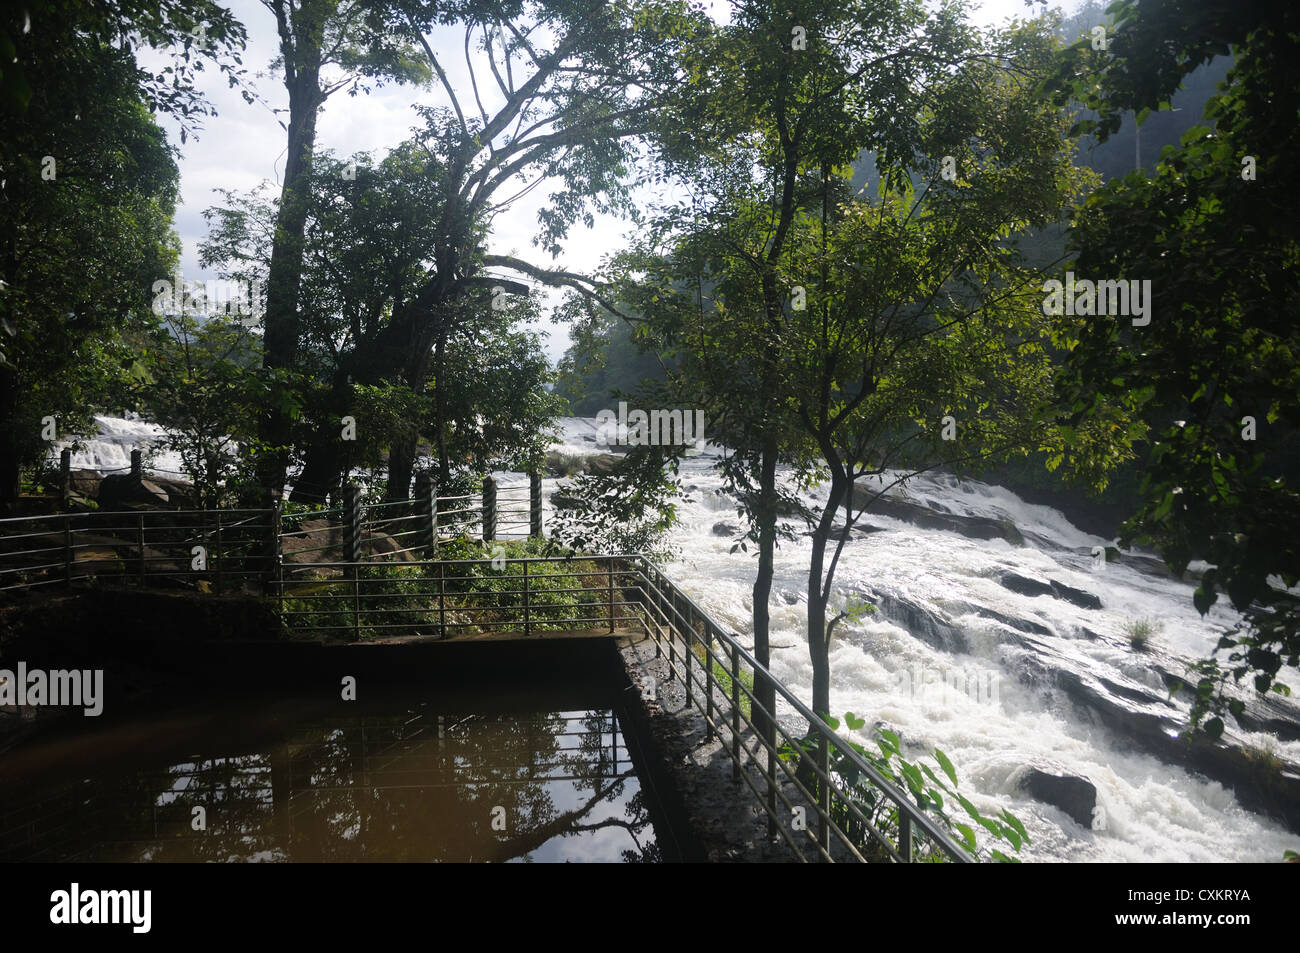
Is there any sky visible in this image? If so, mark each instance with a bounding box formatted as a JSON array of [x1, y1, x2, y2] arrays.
[[151, 0, 1082, 365]]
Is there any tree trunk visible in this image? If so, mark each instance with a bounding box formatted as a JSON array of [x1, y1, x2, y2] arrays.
[[434, 330, 450, 484], [807, 471, 847, 718], [807, 515, 833, 720], [256, 3, 325, 499], [0, 366, 20, 515], [384, 310, 443, 500], [752, 432, 779, 749], [291, 434, 345, 504], [290, 367, 351, 504], [806, 465, 847, 717]]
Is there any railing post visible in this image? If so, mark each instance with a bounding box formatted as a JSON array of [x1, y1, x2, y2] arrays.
[[653, 569, 661, 658], [523, 560, 531, 637], [705, 627, 714, 741], [683, 598, 692, 709], [482, 475, 496, 541], [606, 557, 615, 633], [344, 483, 361, 640], [437, 561, 446, 639], [730, 642, 740, 782], [666, 586, 675, 674], [529, 471, 542, 538], [137, 512, 146, 586], [64, 513, 73, 587], [818, 733, 830, 856], [344, 483, 362, 563], [765, 669, 776, 839], [59, 448, 71, 511], [267, 499, 283, 599], [899, 813, 913, 863], [414, 471, 436, 558], [214, 511, 224, 596]]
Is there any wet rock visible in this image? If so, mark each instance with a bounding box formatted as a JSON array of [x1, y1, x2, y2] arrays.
[[1018, 765, 1098, 829], [975, 605, 1055, 638], [1049, 580, 1103, 610], [98, 473, 171, 508], [549, 492, 583, 510], [1000, 571, 1054, 599], [584, 453, 623, 474], [999, 572, 1102, 610], [868, 591, 968, 653], [712, 522, 739, 537], [851, 487, 1024, 545], [1014, 650, 1300, 835], [543, 450, 622, 476]]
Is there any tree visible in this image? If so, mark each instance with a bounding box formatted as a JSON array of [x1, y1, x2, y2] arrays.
[[201, 147, 559, 498], [781, 16, 1126, 720], [611, 0, 1054, 736], [313, 0, 710, 500], [134, 311, 266, 508], [1, 0, 248, 124], [1048, 0, 1300, 733], [0, 19, 183, 510], [253, 0, 431, 499]]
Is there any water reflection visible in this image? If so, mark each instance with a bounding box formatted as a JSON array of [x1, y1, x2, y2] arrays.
[[1, 701, 662, 863]]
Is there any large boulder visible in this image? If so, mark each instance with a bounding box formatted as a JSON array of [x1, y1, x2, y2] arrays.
[[1017, 765, 1098, 829], [97, 473, 170, 508], [999, 571, 1102, 610], [851, 486, 1024, 545], [999, 571, 1053, 598], [1049, 580, 1103, 611]]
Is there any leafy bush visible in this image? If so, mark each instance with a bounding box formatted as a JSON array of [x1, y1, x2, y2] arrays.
[[279, 537, 616, 639], [779, 713, 1029, 863]]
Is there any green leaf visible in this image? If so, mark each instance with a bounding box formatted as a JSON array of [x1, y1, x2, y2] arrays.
[[934, 748, 959, 788], [899, 761, 924, 795], [1000, 810, 1030, 845], [956, 794, 981, 821], [953, 822, 977, 851]]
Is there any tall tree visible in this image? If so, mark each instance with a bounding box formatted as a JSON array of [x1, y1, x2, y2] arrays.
[[0, 13, 198, 510], [781, 11, 1121, 715], [615, 0, 1021, 738], [254, 0, 430, 499], [274, 0, 709, 500], [0, 0, 247, 510], [1048, 0, 1300, 734]]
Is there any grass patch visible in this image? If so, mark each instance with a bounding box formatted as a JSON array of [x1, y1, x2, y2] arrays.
[[692, 641, 754, 718], [1123, 616, 1162, 651]]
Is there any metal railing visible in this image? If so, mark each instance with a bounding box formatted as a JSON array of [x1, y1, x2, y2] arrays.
[[0, 508, 275, 594], [276, 552, 971, 863], [0, 472, 547, 589], [0, 501, 972, 862], [277, 555, 631, 640], [621, 558, 972, 864]]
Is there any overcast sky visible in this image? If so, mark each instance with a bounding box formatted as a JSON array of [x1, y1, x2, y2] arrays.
[[152, 0, 1079, 364]]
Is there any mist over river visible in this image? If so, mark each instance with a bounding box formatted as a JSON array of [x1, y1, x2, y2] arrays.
[[61, 415, 1300, 861]]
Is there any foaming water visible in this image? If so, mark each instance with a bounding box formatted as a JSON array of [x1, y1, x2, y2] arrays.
[[549, 418, 1297, 862]]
